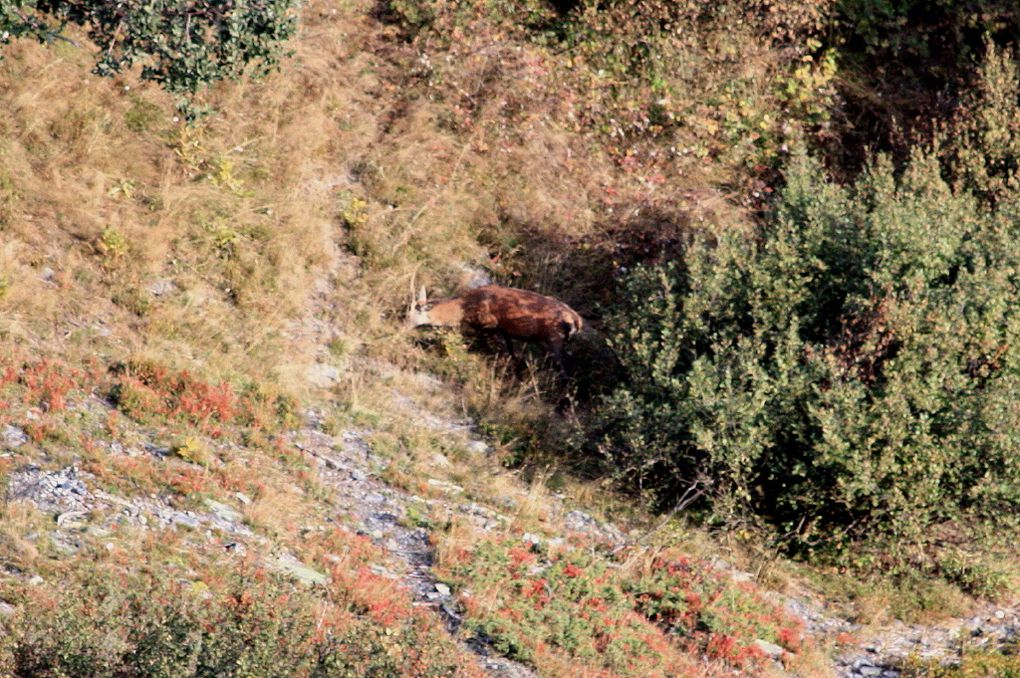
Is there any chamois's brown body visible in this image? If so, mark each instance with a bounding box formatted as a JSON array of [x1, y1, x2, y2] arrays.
[[407, 285, 583, 376]]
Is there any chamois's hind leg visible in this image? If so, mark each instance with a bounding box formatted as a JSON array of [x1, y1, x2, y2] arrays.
[[496, 330, 527, 376]]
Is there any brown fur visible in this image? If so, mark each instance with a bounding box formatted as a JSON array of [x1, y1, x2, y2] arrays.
[[408, 285, 583, 375]]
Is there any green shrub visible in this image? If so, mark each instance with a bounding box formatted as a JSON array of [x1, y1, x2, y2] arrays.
[[950, 41, 1020, 201], [835, 0, 1017, 71], [591, 145, 1020, 557], [0, 565, 467, 678], [1, 0, 298, 112]]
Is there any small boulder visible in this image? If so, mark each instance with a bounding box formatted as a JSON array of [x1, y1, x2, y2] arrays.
[[2, 425, 28, 448], [753, 638, 785, 660]]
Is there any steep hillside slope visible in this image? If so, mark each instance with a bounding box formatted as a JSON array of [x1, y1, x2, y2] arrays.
[[1, 1, 1018, 677]]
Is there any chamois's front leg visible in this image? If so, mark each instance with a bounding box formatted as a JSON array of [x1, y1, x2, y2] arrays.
[[547, 338, 570, 380]]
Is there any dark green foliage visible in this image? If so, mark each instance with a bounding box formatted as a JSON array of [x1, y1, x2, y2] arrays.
[[836, 0, 1019, 70], [0, 0, 297, 110], [827, 1, 1020, 169], [592, 141, 1020, 556]]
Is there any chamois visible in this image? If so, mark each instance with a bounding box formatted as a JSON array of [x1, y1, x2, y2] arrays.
[[407, 284, 583, 377]]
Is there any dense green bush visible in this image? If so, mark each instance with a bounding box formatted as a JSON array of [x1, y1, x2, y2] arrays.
[[0, 0, 297, 109], [836, 0, 1019, 72], [949, 41, 1020, 201], [591, 143, 1020, 556]]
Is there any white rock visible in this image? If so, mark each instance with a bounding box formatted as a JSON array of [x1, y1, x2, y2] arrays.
[[753, 638, 784, 659], [466, 440, 489, 455], [148, 278, 178, 297], [306, 363, 341, 388], [2, 425, 27, 448], [426, 478, 463, 494]]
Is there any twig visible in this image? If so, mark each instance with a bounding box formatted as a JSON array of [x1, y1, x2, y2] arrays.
[[633, 477, 708, 546]]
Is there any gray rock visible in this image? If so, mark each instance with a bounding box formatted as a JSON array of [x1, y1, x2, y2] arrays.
[[371, 512, 399, 525], [143, 443, 170, 458], [859, 668, 882, 677], [435, 582, 451, 596], [364, 491, 387, 505], [753, 638, 785, 659], [56, 510, 89, 527], [7, 466, 93, 514], [50, 534, 80, 556], [273, 553, 328, 586], [234, 492, 252, 505], [306, 363, 341, 388], [459, 264, 493, 289], [172, 513, 201, 529], [466, 440, 489, 455], [729, 569, 755, 583], [565, 510, 598, 530], [426, 478, 463, 494], [2, 425, 28, 448], [204, 498, 242, 523], [522, 533, 542, 547], [0, 602, 15, 617], [148, 278, 178, 297]]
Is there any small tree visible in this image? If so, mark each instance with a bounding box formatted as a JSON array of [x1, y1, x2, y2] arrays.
[[592, 142, 1020, 558], [0, 0, 297, 112]]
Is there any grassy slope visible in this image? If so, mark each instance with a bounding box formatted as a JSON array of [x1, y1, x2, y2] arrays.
[[0, 0, 1015, 676]]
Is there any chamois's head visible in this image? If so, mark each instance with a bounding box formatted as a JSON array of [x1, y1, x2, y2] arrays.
[[406, 285, 433, 328], [407, 284, 465, 329]]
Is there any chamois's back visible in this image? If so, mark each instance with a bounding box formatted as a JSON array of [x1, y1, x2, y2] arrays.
[[407, 284, 582, 376]]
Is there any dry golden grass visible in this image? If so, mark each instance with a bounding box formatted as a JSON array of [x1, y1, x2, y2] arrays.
[[3, 3, 1004, 675], [0, 0, 745, 411], [0, 503, 46, 574]]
